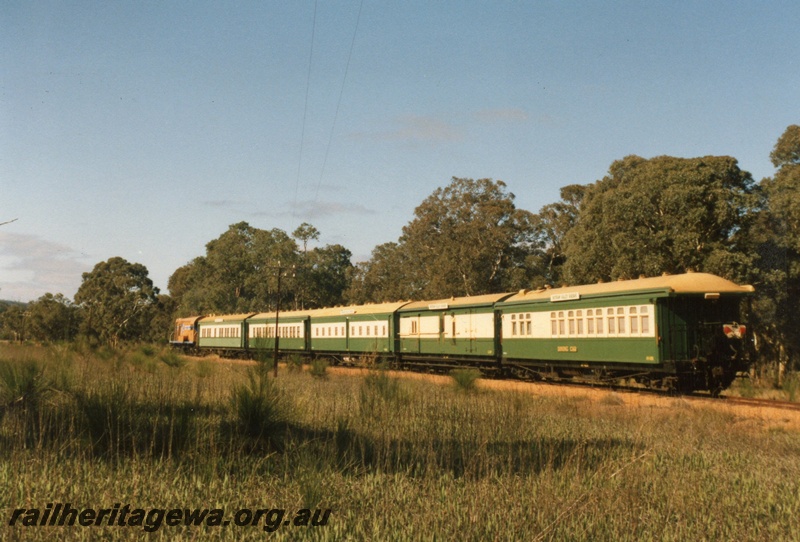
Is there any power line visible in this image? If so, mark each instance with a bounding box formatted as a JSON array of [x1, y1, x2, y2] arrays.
[[314, 0, 364, 203], [292, 0, 319, 219]]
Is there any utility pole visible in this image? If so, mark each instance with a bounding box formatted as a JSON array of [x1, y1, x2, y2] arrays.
[[273, 263, 282, 378], [270, 262, 295, 378]]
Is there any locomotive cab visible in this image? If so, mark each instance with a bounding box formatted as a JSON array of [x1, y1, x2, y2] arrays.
[[170, 316, 202, 346]]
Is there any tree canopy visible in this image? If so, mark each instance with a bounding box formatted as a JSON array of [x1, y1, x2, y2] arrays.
[[562, 155, 758, 284], [750, 125, 800, 370], [74, 257, 160, 346], [350, 177, 539, 301], [25, 293, 80, 342], [170, 222, 352, 315]]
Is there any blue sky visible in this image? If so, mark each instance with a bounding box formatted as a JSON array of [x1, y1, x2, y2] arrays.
[[2, 1, 798, 302]]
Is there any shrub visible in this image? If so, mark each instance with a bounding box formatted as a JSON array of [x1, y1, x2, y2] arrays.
[[287, 354, 304, 373], [158, 349, 186, 368], [193, 359, 215, 378], [450, 367, 482, 392], [309, 358, 329, 379], [231, 366, 292, 442], [359, 364, 404, 413], [782, 373, 800, 402], [0, 358, 52, 413]]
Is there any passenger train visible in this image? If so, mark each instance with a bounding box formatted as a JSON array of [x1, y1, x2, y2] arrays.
[[171, 272, 754, 395]]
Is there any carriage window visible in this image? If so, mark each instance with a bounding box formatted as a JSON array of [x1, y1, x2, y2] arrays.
[[511, 314, 517, 336], [568, 311, 575, 335], [607, 308, 615, 334], [641, 306, 650, 334], [629, 307, 638, 333], [558, 311, 566, 335], [617, 307, 626, 334], [576, 310, 584, 335], [526, 320, 532, 336]]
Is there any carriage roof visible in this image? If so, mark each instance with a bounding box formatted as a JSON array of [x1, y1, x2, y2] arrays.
[[500, 272, 754, 305]]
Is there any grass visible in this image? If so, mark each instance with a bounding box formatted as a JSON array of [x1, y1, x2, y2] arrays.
[[449, 367, 482, 392], [308, 357, 329, 379], [1, 342, 799, 540]]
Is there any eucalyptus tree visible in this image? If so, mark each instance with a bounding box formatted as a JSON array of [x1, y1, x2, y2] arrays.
[[299, 244, 353, 308], [25, 293, 80, 342], [345, 242, 412, 304], [170, 222, 354, 315], [750, 125, 800, 372], [563, 155, 759, 285], [292, 222, 320, 254], [531, 184, 585, 286], [350, 178, 539, 301], [401, 177, 538, 298], [74, 257, 160, 346], [170, 222, 299, 315]]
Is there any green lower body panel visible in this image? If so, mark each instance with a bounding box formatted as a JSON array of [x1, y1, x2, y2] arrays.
[[198, 338, 246, 350], [502, 338, 659, 365], [401, 337, 496, 358], [249, 338, 306, 352]]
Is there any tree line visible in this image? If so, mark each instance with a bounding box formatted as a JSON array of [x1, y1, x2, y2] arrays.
[[1, 125, 798, 372]]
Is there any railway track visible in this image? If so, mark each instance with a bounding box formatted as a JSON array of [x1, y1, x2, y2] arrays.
[[207, 356, 800, 413], [715, 394, 800, 412]]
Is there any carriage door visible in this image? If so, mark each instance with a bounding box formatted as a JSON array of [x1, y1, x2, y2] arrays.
[[401, 314, 421, 354], [468, 309, 477, 354]]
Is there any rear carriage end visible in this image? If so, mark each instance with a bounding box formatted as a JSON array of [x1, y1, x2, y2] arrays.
[[497, 273, 753, 393]]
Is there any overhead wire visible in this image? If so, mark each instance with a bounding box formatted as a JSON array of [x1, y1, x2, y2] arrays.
[[314, 0, 364, 203], [292, 0, 319, 219]]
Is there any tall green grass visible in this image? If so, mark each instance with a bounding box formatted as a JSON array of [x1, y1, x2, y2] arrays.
[[1, 342, 799, 541]]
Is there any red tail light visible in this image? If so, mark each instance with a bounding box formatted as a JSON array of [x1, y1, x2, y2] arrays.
[[723, 323, 745, 339]]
